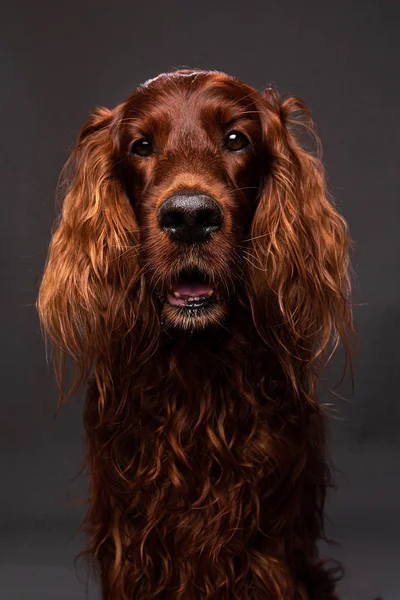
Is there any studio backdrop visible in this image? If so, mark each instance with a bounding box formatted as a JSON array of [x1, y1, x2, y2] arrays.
[[2, 0, 399, 599]]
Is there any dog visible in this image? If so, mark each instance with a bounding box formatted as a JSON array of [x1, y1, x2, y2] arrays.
[[36, 68, 356, 599]]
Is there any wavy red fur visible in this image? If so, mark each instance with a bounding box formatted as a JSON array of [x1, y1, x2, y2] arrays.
[[36, 68, 357, 599]]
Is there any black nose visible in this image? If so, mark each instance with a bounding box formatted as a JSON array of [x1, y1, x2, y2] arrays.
[[157, 193, 223, 243]]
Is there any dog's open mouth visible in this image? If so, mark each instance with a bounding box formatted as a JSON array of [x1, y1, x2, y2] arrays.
[[167, 267, 219, 310]]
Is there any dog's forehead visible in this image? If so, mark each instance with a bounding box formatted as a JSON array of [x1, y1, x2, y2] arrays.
[[124, 70, 259, 120]]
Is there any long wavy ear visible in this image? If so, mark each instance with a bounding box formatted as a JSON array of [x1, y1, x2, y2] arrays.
[[36, 105, 140, 411], [247, 88, 357, 406]]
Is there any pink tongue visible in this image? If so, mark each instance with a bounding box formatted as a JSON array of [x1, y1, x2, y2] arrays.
[[173, 282, 212, 297], [167, 281, 213, 307]]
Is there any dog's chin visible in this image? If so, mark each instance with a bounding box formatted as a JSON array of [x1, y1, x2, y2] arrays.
[[157, 266, 228, 331], [161, 299, 227, 331]]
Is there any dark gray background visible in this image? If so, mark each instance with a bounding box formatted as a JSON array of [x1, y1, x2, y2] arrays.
[[2, 0, 399, 598]]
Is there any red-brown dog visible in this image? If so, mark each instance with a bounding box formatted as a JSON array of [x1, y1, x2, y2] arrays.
[[37, 68, 356, 599]]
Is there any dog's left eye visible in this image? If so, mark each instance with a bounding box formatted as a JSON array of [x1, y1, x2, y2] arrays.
[[131, 138, 153, 157], [224, 131, 250, 152]]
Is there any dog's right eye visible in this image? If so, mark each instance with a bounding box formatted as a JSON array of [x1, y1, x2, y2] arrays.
[[131, 138, 153, 157]]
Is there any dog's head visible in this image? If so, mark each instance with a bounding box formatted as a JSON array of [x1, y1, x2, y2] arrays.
[[37, 68, 355, 396], [117, 69, 268, 330]]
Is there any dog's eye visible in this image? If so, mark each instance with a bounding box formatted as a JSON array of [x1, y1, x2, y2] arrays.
[[131, 138, 153, 157], [224, 131, 250, 152]]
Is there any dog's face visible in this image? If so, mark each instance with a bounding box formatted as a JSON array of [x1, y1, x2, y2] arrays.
[[37, 67, 353, 389], [116, 70, 267, 331]]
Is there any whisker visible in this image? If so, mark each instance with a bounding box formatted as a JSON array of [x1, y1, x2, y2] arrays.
[[242, 254, 268, 272], [227, 186, 260, 194], [242, 231, 274, 243]]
